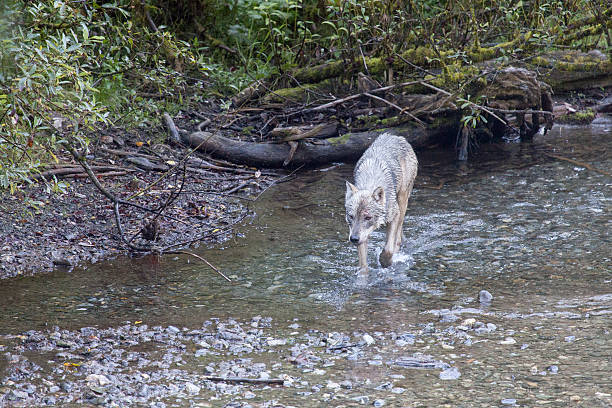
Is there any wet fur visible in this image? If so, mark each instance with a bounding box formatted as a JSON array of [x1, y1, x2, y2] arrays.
[[345, 133, 418, 278]]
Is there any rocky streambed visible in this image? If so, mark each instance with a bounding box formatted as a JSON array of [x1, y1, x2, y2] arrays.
[[1, 289, 611, 407]]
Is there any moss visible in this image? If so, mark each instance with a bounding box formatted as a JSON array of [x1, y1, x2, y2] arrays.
[[241, 126, 254, 134], [354, 115, 382, 128], [292, 61, 346, 84], [261, 80, 334, 104], [530, 56, 553, 67], [327, 132, 352, 145], [556, 59, 611, 73], [556, 108, 596, 124]]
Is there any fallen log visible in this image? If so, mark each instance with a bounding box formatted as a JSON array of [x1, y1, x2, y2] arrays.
[[181, 115, 459, 168]]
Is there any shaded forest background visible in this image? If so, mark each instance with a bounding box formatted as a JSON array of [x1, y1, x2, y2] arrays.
[[1, 0, 611, 192]]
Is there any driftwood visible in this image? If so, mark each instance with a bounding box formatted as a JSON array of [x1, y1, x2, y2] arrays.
[[34, 165, 134, 180], [181, 116, 458, 168], [268, 122, 338, 142]]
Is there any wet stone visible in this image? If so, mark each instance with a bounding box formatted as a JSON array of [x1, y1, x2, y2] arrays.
[[439, 367, 461, 380], [373, 399, 385, 407], [479, 290, 493, 305], [351, 395, 369, 404], [501, 398, 517, 405], [184, 382, 200, 395]]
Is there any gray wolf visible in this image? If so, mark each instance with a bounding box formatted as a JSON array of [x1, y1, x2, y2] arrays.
[[345, 133, 418, 278]]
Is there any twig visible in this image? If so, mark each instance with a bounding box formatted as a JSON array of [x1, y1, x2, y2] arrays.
[[161, 211, 248, 251], [163, 112, 180, 145], [197, 118, 211, 131], [113, 201, 150, 252], [222, 180, 252, 195], [363, 92, 425, 127], [171, 250, 231, 282], [98, 147, 157, 159], [283, 141, 299, 166], [34, 165, 134, 180], [251, 166, 303, 202], [142, 0, 158, 32], [304, 81, 421, 113], [69, 171, 129, 179], [204, 376, 284, 385], [544, 153, 611, 177], [417, 81, 508, 125], [486, 106, 554, 117]]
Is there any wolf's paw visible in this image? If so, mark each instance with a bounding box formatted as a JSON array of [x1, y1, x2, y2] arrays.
[[379, 251, 393, 268]]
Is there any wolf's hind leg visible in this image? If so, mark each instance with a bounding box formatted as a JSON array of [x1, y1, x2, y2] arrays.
[[394, 186, 411, 252]]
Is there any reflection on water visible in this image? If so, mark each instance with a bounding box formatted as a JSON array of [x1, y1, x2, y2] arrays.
[[0, 123, 610, 334]]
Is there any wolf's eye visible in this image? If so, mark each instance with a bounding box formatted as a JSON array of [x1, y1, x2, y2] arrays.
[[364, 215, 372, 221], [347, 214, 353, 222]]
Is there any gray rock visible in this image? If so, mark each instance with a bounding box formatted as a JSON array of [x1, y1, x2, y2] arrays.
[[479, 290, 493, 305], [439, 367, 461, 380], [184, 382, 200, 395], [351, 395, 369, 404]]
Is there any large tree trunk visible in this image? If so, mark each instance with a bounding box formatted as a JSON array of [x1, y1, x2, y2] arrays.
[[182, 115, 459, 168]]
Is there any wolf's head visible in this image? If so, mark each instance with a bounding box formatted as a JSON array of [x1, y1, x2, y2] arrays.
[[345, 181, 386, 245]]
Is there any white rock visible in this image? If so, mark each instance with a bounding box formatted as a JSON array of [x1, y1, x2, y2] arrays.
[[184, 382, 200, 395], [363, 334, 375, 345]]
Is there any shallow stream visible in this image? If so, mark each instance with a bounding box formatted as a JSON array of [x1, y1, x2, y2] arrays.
[[1, 122, 610, 407]]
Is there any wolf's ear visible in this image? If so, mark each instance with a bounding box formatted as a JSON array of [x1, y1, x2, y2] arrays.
[[346, 181, 358, 200], [372, 186, 385, 204]]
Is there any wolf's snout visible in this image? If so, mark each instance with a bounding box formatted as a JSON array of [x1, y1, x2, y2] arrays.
[[349, 235, 360, 244]]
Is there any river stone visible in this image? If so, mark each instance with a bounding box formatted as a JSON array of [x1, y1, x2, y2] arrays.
[[439, 367, 461, 380], [479, 290, 493, 305], [86, 374, 111, 386], [501, 398, 517, 405], [351, 395, 369, 404], [184, 382, 200, 395], [363, 334, 375, 345], [9, 390, 28, 400], [373, 399, 385, 407]]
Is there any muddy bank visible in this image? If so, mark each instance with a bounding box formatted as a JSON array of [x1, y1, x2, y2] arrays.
[[0, 124, 285, 280]]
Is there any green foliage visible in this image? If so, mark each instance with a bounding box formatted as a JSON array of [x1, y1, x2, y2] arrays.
[[0, 0, 609, 191], [0, 0, 211, 192]]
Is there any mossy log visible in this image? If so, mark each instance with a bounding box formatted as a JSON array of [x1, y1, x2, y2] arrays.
[[181, 115, 459, 169], [290, 35, 530, 86], [528, 51, 612, 92], [262, 50, 611, 104]]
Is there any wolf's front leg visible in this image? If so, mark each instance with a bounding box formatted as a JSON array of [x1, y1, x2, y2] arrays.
[[357, 241, 368, 276], [380, 217, 398, 268]]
